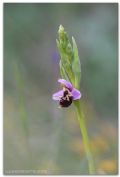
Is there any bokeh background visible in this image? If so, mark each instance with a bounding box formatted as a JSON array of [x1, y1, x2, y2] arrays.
[[4, 3, 118, 175]]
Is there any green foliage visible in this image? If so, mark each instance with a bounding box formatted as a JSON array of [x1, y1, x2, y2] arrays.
[[57, 25, 81, 88], [72, 37, 81, 89]]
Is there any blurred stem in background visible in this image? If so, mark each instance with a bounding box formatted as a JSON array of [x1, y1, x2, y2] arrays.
[[13, 61, 28, 137], [12, 60, 36, 169], [57, 25, 95, 174]]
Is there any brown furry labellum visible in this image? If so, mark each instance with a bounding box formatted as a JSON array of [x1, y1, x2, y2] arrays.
[[59, 88, 73, 107]]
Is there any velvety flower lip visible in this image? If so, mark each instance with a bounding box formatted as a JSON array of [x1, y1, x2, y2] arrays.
[[52, 79, 81, 107]]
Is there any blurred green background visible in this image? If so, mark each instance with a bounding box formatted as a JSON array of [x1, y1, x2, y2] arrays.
[[4, 3, 118, 175]]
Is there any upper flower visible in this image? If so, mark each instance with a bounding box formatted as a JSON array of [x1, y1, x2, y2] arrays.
[[52, 79, 81, 107]]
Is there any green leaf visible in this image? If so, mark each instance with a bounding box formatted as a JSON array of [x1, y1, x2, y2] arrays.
[[72, 36, 81, 89], [59, 60, 70, 81]]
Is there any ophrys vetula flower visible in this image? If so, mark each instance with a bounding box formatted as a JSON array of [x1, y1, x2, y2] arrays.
[[52, 79, 81, 107]]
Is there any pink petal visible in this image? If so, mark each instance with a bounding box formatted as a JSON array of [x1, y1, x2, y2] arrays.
[[52, 90, 64, 100], [58, 79, 73, 91], [72, 88, 81, 100]]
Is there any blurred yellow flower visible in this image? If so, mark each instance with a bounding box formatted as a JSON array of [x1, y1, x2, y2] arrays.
[[69, 135, 109, 156], [90, 136, 109, 154], [98, 160, 117, 174]]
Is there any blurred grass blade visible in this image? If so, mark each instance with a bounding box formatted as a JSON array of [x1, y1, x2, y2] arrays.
[[13, 61, 28, 137]]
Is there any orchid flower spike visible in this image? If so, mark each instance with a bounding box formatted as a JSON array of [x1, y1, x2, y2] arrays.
[[52, 79, 81, 108]]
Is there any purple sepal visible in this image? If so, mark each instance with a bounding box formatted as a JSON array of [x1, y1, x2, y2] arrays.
[[52, 90, 63, 100], [58, 79, 73, 91], [71, 88, 81, 100]]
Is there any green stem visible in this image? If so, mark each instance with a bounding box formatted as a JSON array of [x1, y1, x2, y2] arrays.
[[74, 101, 95, 174]]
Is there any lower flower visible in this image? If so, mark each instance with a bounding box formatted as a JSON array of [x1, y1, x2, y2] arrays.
[[52, 79, 81, 107]]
